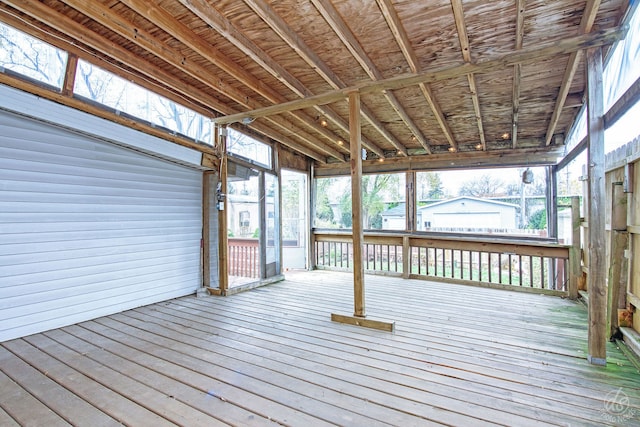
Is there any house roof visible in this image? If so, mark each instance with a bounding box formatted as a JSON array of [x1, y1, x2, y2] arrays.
[[0, 0, 630, 169], [381, 202, 406, 217], [418, 196, 520, 211]]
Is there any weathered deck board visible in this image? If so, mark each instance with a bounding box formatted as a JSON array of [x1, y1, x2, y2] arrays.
[[1, 270, 639, 426]]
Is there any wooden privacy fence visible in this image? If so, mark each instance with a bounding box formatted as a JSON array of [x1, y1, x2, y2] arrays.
[[581, 136, 640, 337], [228, 237, 259, 278], [314, 232, 573, 294]]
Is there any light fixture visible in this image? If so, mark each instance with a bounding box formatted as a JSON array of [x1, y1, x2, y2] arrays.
[[337, 139, 344, 146], [522, 168, 534, 184], [448, 146, 457, 152], [501, 132, 510, 140], [475, 143, 483, 150], [241, 117, 255, 125], [320, 118, 328, 127], [378, 157, 385, 163]]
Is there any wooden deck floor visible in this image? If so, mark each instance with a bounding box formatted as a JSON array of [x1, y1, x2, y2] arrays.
[[2, 270, 640, 426]]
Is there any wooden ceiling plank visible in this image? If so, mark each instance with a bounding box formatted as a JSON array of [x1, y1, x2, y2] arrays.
[[120, 0, 348, 158], [244, 0, 402, 157], [52, 0, 343, 161], [377, 0, 457, 150], [0, 2, 229, 115], [451, 0, 486, 150], [2, 0, 331, 163], [545, 0, 602, 146], [212, 26, 626, 125], [512, 0, 525, 149], [311, 0, 428, 153], [173, 0, 354, 156]]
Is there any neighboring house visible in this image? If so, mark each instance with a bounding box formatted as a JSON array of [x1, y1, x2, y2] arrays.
[[227, 194, 261, 238], [380, 203, 406, 230], [417, 197, 518, 231]]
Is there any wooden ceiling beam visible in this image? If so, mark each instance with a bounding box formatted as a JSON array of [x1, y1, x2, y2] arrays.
[[176, 0, 384, 158], [50, 0, 342, 161], [158, 0, 351, 158], [311, 0, 430, 153], [545, 0, 602, 146], [0, 2, 227, 116], [451, 0, 486, 151], [244, 0, 404, 157], [315, 147, 564, 177], [212, 26, 625, 125], [377, 0, 458, 151], [511, 0, 525, 149], [118, 0, 346, 160], [1, 1, 330, 163]]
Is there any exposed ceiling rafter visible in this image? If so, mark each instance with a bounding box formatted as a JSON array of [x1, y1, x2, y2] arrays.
[[545, 0, 602, 146], [512, 0, 525, 149], [376, 0, 458, 151], [244, 0, 408, 157], [310, 0, 431, 154], [212, 26, 625, 126], [451, 0, 486, 151]]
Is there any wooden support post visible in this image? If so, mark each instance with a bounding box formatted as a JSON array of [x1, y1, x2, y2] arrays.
[[568, 196, 581, 299], [202, 171, 216, 293], [608, 182, 629, 338], [406, 171, 416, 232], [330, 92, 395, 332], [402, 235, 410, 279], [586, 47, 607, 366], [349, 91, 366, 318], [217, 127, 229, 295]]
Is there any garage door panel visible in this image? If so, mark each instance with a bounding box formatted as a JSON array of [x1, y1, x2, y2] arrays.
[[0, 219, 201, 235], [1, 265, 201, 318], [1, 231, 202, 256], [0, 152, 201, 189], [0, 110, 203, 342], [2, 258, 200, 295], [4, 285, 197, 341]]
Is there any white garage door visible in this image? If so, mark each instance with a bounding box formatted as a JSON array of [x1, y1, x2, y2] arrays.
[[0, 111, 203, 342]]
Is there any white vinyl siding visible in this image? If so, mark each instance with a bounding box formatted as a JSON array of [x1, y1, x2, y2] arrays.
[[0, 110, 203, 342]]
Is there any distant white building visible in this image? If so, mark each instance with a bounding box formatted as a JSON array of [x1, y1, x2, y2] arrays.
[[380, 203, 406, 230], [417, 197, 518, 230]]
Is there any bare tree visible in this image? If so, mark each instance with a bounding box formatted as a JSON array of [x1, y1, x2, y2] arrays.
[[458, 174, 505, 197]]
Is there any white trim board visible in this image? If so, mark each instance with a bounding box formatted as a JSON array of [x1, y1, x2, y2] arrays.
[[0, 83, 204, 168]]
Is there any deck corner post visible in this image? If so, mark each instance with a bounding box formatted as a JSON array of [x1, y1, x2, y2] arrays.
[[586, 46, 607, 365]]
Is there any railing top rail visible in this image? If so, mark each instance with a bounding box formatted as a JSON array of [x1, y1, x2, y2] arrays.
[[313, 230, 569, 250]]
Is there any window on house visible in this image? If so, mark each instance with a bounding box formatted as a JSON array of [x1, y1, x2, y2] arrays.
[[74, 60, 212, 143], [227, 128, 272, 168], [0, 22, 67, 88], [239, 211, 250, 228]]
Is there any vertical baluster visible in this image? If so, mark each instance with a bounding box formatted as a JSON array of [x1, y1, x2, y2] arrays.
[[518, 255, 523, 286], [541, 257, 546, 289], [529, 256, 534, 287]]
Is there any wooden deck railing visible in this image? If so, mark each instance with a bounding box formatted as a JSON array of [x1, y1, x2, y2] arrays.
[[314, 232, 573, 293], [228, 237, 259, 278]]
